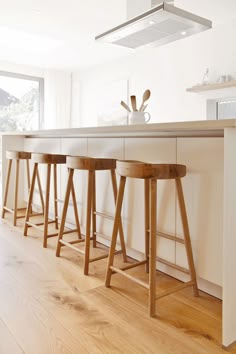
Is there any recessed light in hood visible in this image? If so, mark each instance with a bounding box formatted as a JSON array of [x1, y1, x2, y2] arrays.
[[95, 2, 212, 49]]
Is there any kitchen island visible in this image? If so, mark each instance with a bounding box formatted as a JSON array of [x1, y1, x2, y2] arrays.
[[1, 119, 236, 348]]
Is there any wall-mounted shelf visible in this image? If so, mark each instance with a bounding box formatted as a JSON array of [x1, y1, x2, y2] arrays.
[[186, 80, 236, 93]]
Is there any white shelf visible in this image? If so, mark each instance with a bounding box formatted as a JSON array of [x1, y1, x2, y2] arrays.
[[186, 80, 236, 93]]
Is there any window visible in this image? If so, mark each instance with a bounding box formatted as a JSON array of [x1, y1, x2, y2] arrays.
[[0, 71, 44, 131]]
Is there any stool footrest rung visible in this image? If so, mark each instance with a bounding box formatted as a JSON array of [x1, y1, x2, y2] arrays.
[[156, 257, 190, 274], [110, 265, 149, 289], [94, 231, 121, 246], [59, 239, 86, 254], [28, 212, 44, 218], [62, 229, 81, 236], [47, 233, 60, 238], [155, 281, 194, 300], [156, 231, 185, 244], [3, 207, 43, 219], [3, 206, 14, 214], [27, 219, 56, 228], [114, 260, 147, 272], [94, 211, 114, 220], [89, 250, 121, 263]]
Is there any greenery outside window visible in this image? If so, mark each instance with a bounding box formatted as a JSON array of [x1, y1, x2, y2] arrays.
[[0, 71, 44, 132]]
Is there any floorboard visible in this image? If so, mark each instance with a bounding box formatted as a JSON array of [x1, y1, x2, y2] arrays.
[[0, 215, 236, 353], [0, 318, 24, 354]]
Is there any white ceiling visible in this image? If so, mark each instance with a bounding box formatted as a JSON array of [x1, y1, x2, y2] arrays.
[[0, 0, 131, 69], [0, 0, 236, 70]]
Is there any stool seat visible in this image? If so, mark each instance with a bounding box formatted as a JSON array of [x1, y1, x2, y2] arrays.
[[66, 156, 116, 170], [56, 156, 127, 275], [31, 153, 66, 164], [116, 161, 186, 179], [6, 151, 31, 160], [105, 159, 198, 317]]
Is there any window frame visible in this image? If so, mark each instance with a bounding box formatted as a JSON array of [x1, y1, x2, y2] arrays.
[[0, 70, 44, 130]]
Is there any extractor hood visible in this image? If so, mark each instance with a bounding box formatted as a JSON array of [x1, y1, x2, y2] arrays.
[[95, 2, 212, 49]]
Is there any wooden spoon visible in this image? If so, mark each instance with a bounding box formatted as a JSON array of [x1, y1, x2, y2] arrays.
[[139, 89, 151, 111], [130, 95, 138, 111], [120, 100, 131, 112], [140, 104, 148, 112]]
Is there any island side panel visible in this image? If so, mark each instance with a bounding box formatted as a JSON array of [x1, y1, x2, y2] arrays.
[[176, 137, 223, 297], [1, 135, 25, 209], [223, 128, 236, 347]]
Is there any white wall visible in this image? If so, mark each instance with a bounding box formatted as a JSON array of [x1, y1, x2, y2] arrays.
[[74, 1, 236, 127]]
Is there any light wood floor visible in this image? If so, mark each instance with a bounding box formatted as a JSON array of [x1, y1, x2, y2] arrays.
[[0, 214, 235, 354]]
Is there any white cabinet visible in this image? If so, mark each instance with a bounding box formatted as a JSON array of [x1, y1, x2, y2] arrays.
[[176, 137, 224, 286], [87, 138, 125, 244], [124, 138, 177, 261]]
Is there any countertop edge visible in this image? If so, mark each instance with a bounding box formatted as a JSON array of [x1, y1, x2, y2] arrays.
[[1, 119, 236, 137]]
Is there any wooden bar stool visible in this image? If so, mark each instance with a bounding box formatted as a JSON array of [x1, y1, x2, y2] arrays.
[[2, 150, 44, 226], [56, 156, 127, 275], [24, 153, 68, 248], [105, 160, 199, 317]]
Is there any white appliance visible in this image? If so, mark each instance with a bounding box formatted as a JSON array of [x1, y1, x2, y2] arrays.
[[95, 2, 212, 49]]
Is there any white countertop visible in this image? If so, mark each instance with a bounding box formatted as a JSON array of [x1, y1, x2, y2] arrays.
[[1, 119, 236, 138]]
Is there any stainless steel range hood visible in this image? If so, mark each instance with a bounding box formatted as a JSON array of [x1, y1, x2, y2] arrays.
[[95, 2, 212, 49]]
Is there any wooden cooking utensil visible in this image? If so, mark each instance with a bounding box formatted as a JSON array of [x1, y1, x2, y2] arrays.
[[120, 100, 131, 112], [140, 104, 148, 112], [139, 89, 151, 111], [130, 95, 138, 111]]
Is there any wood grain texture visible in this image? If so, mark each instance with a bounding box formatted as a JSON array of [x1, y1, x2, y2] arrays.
[[1, 216, 236, 354], [0, 318, 24, 354]]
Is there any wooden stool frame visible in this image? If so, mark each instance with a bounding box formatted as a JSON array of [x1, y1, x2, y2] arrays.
[[56, 159, 127, 275], [105, 161, 199, 317], [2, 152, 44, 226], [23, 154, 76, 248]]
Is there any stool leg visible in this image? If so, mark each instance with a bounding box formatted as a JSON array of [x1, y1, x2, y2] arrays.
[[24, 163, 38, 236], [13, 159, 20, 226], [2, 159, 12, 218], [53, 164, 59, 229], [84, 170, 93, 275], [175, 177, 199, 297], [26, 159, 33, 215], [149, 178, 157, 317], [145, 179, 150, 273], [26, 159, 30, 190], [71, 177, 82, 239], [36, 168, 45, 214], [56, 168, 74, 257], [105, 176, 126, 287], [92, 171, 97, 248], [110, 170, 127, 262], [43, 164, 51, 248]]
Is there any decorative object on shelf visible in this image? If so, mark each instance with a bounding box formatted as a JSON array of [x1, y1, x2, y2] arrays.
[[128, 111, 151, 125], [202, 68, 209, 85], [217, 74, 234, 83]]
